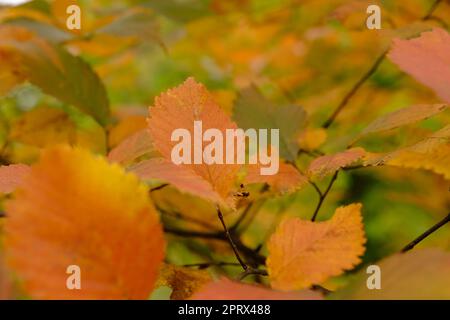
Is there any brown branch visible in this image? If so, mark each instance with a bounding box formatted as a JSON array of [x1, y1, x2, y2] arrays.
[[183, 261, 241, 269], [401, 212, 450, 252], [150, 183, 169, 192], [217, 207, 248, 271], [322, 0, 443, 129], [311, 171, 339, 221], [238, 268, 268, 281]]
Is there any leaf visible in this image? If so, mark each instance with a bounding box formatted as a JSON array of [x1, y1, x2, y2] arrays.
[[9, 105, 106, 154], [4, 146, 165, 299], [308, 148, 365, 178], [108, 115, 148, 149], [0, 25, 110, 124], [332, 249, 450, 299], [146, 77, 241, 204], [386, 144, 450, 180], [245, 162, 308, 194], [0, 250, 15, 300], [108, 129, 156, 165], [142, 0, 212, 23], [358, 104, 447, 138], [298, 127, 327, 151], [191, 278, 322, 300], [388, 28, 450, 103], [233, 87, 307, 162], [156, 264, 211, 300], [267, 203, 366, 291], [0, 164, 30, 194], [96, 7, 162, 46], [130, 158, 223, 203], [364, 125, 450, 168]]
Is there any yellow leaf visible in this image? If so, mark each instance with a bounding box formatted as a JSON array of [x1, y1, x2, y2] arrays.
[[387, 144, 450, 180], [267, 203, 366, 291], [4, 145, 165, 299], [156, 264, 211, 300], [298, 128, 327, 151]]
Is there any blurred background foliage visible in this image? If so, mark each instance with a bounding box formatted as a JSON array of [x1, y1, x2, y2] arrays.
[[0, 0, 449, 290]]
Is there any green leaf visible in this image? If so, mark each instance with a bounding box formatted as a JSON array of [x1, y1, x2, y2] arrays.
[[0, 26, 110, 125], [233, 86, 307, 161]]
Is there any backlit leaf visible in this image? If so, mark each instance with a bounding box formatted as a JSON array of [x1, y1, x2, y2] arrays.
[[233, 87, 307, 162], [4, 146, 165, 299], [308, 148, 365, 178], [332, 249, 450, 299], [0, 164, 30, 194], [146, 77, 241, 204], [388, 28, 450, 103], [0, 25, 110, 124], [358, 104, 447, 138], [267, 203, 366, 291], [156, 264, 211, 300]]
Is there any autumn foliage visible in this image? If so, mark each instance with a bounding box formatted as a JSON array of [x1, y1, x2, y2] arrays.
[[0, 0, 449, 300]]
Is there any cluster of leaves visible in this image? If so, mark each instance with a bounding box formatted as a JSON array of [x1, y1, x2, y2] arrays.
[[0, 0, 449, 300]]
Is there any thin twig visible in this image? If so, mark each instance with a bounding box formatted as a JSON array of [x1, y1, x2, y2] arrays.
[[322, 52, 387, 128], [311, 171, 339, 221], [217, 206, 248, 271], [150, 183, 169, 192], [183, 261, 241, 269], [158, 206, 219, 230], [322, 0, 443, 129], [238, 268, 268, 281], [401, 212, 450, 252]]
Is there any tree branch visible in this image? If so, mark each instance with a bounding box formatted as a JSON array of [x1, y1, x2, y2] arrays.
[[401, 212, 450, 252], [321, 0, 443, 129], [217, 206, 248, 271], [311, 171, 339, 221]]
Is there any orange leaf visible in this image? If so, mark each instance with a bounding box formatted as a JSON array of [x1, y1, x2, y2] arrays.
[[388, 28, 450, 103], [308, 148, 365, 178], [333, 249, 450, 299], [359, 104, 447, 138], [130, 158, 223, 203], [267, 203, 366, 291], [0, 164, 30, 194], [156, 264, 211, 300], [191, 278, 322, 300], [245, 162, 307, 193], [108, 129, 155, 165], [4, 146, 165, 299], [146, 77, 240, 204]]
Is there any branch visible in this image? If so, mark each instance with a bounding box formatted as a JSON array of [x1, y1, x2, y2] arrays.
[[217, 207, 248, 271], [311, 171, 339, 221], [321, 0, 443, 129], [183, 261, 241, 269], [238, 268, 268, 281], [401, 212, 450, 253]]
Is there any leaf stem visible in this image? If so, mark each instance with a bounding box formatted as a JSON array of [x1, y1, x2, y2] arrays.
[[217, 207, 248, 271], [401, 212, 450, 252], [311, 171, 339, 221], [321, 0, 443, 129]]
